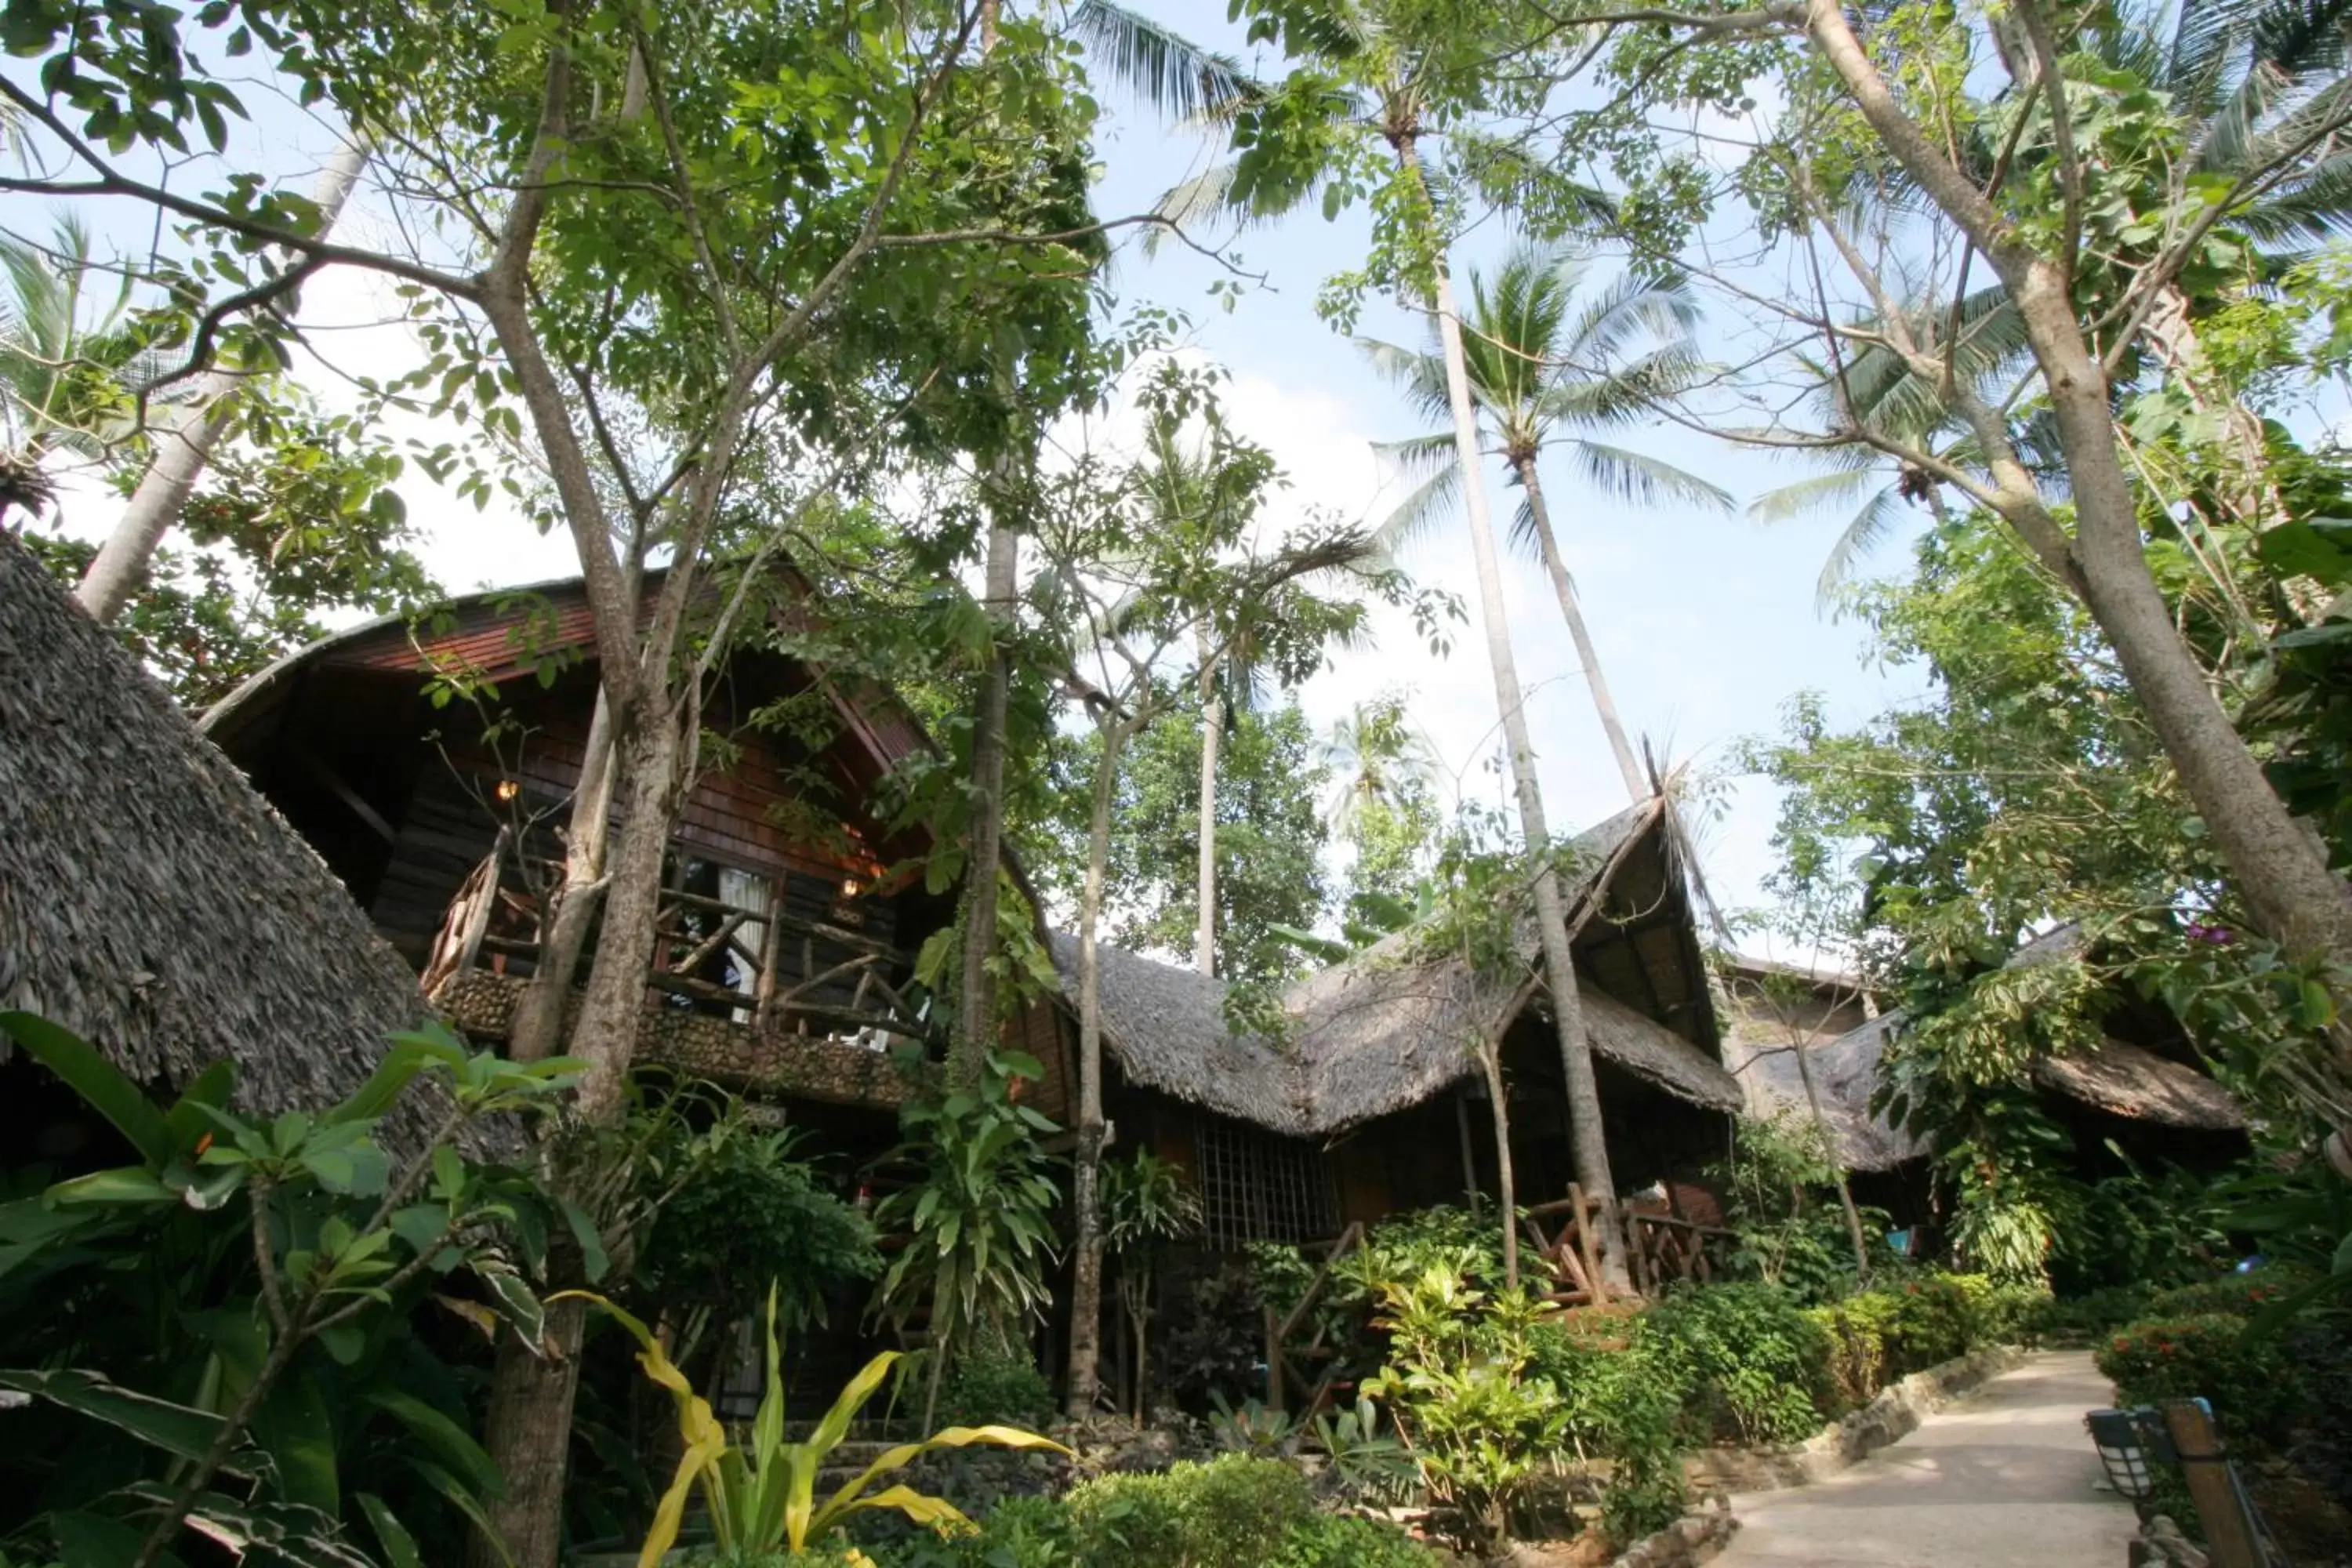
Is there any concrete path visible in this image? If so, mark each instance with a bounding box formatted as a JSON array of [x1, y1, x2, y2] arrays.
[[1711, 1351, 2139, 1568]]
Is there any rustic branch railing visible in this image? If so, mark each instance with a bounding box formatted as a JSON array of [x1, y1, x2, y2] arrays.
[[1263, 1221, 1365, 1415], [427, 841, 929, 1043], [1522, 1187, 1736, 1306]]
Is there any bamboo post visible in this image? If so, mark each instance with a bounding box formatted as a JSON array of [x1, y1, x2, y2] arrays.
[[1570, 1184, 1608, 1305], [2160, 1402, 2265, 1568], [1455, 1088, 1483, 1218]]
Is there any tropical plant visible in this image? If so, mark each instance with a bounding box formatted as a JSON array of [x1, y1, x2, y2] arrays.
[[1100, 1149, 1200, 1417], [1360, 1262, 1566, 1553], [1359, 245, 1729, 800], [0, 1011, 583, 1568], [1642, 1282, 1832, 1448], [0, 216, 154, 488], [872, 1051, 1064, 1420], [1303, 1397, 1414, 1505], [569, 1287, 1068, 1565], [1204, 1392, 1301, 1457]]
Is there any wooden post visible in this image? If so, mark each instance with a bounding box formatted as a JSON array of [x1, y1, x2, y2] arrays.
[[1569, 1183, 1608, 1306], [753, 904, 783, 1031], [2160, 1402, 2264, 1568], [1455, 1088, 1483, 1218], [1263, 1305, 1285, 1415]]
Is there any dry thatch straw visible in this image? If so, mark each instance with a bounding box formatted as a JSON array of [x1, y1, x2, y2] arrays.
[[1057, 802, 1744, 1138], [0, 532, 434, 1138]]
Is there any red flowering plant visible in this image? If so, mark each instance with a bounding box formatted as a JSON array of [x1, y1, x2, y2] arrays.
[[2093, 1314, 2307, 1450]]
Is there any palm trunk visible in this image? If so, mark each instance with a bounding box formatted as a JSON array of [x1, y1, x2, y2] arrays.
[[1195, 649, 1221, 978], [76, 144, 368, 624], [1065, 716, 1130, 1416], [1479, 1040, 1519, 1288], [1399, 132, 1629, 1286], [1515, 455, 1647, 804], [954, 512, 1019, 1087]]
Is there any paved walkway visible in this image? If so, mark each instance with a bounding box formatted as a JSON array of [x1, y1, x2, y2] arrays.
[[1711, 1351, 2139, 1568]]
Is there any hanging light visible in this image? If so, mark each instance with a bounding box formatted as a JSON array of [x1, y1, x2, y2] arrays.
[[495, 779, 521, 802], [840, 877, 861, 898]]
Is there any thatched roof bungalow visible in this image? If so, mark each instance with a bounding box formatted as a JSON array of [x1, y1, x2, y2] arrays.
[[0, 532, 431, 1161], [1726, 924, 2246, 1185], [1056, 800, 1745, 1248]]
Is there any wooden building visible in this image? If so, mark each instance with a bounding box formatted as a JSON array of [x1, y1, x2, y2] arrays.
[[199, 572, 1076, 1160], [1056, 800, 1746, 1272]]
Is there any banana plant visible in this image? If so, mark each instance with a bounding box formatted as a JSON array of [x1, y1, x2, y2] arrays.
[[565, 1286, 1068, 1565]]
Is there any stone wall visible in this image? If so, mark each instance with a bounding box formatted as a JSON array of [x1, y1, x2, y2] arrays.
[[1601, 1495, 1740, 1568], [436, 971, 931, 1108]]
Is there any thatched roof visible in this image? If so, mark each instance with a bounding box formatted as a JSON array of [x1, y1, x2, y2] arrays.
[[2034, 1037, 2245, 1131], [1738, 921, 2247, 1168], [0, 533, 432, 1131], [1726, 1011, 1928, 1172], [1055, 801, 1743, 1138]]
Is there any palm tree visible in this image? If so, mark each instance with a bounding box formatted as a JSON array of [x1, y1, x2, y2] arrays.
[[1359, 245, 1730, 802], [1160, 0, 1640, 1283], [1321, 693, 1443, 833], [0, 214, 143, 518]]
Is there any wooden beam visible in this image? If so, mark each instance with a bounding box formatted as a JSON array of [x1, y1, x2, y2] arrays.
[[2160, 1402, 2265, 1568], [291, 741, 397, 846]]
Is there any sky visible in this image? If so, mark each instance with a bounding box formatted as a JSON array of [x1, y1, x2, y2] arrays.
[[20, 5, 1933, 960]]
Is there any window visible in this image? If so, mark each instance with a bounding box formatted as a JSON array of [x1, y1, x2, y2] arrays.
[[1193, 1115, 1340, 1249]]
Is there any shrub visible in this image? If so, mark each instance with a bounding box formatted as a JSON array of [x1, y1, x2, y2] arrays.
[[938, 1342, 1055, 1428], [2143, 1271, 2304, 1322], [1265, 1513, 1440, 1566], [1643, 1282, 1831, 1446], [2023, 1284, 2154, 1345], [2095, 1315, 2310, 1451], [1806, 1291, 1904, 1413], [1882, 1272, 2005, 1370], [1063, 1454, 1313, 1568], [1530, 1318, 1689, 1541], [1363, 1265, 1567, 1553], [871, 1495, 1070, 1568]]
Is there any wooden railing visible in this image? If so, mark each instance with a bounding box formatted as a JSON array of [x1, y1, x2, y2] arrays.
[[1261, 1222, 1365, 1415], [423, 839, 931, 1044], [1522, 1186, 1737, 1307]]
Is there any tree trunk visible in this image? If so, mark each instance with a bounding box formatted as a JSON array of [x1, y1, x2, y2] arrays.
[[76, 143, 368, 624], [471, 1294, 586, 1568], [1403, 133, 1629, 1285], [1805, 0, 2352, 1062], [566, 713, 689, 1120], [1788, 1036, 1871, 1285], [1065, 717, 1129, 1416], [1515, 454, 1647, 804], [1479, 1041, 1519, 1288], [510, 684, 618, 1062], [1195, 650, 1221, 978], [953, 512, 1018, 1087]]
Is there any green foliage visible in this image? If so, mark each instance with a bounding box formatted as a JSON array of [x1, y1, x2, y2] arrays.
[[1642, 1283, 1831, 1447], [1361, 1263, 1566, 1553], [1711, 1111, 1886, 1303], [638, 1128, 880, 1335], [575, 1288, 1067, 1562], [2096, 1314, 2309, 1451], [873, 1053, 1063, 1368], [1528, 1319, 1689, 1541], [935, 1345, 1054, 1432], [1061, 1454, 1308, 1568], [0, 1013, 581, 1564], [1058, 702, 1333, 985]]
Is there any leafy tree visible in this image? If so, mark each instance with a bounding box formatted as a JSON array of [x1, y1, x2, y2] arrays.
[[1513, 0, 2352, 1069], [1054, 699, 1334, 985]]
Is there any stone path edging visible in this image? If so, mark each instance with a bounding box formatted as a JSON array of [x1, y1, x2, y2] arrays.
[[1597, 1345, 2029, 1568], [1680, 1344, 2027, 1495]]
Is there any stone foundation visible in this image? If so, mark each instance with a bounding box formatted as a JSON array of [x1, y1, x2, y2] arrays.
[[1681, 1345, 2026, 1494], [2130, 1515, 2209, 1568], [435, 970, 931, 1108]]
